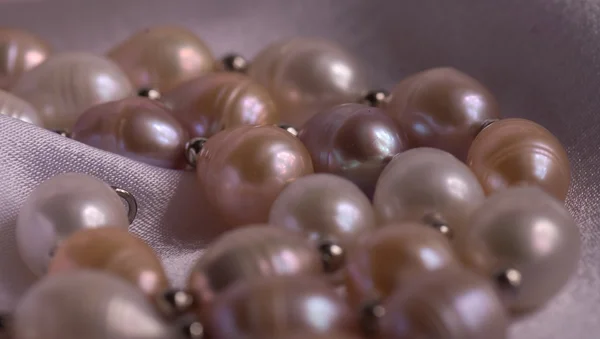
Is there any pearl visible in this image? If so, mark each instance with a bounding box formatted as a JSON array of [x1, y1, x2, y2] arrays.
[[72, 97, 189, 169], [373, 148, 485, 238], [163, 72, 278, 138], [13, 271, 176, 339], [206, 276, 358, 339], [298, 103, 407, 197], [467, 118, 571, 201], [378, 268, 508, 339], [108, 26, 215, 92], [187, 225, 322, 305], [196, 125, 313, 226], [455, 186, 580, 312], [11, 52, 133, 131], [385, 67, 500, 160], [0, 28, 51, 89], [249, 37, 369, 127], [16, 173, 129, 276], [344, 223, 460, 306], [0, 89, 43, 126], [275, 333, 364, 339], [48, 227, 168, 298]]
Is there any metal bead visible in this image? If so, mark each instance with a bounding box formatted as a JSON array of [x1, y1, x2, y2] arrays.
[[219, 54, 249, 73], [422, 213, 453, 239], [278, 123, 299, 137], [52, 130, 71, 138], [185, 137, 208, 168], [137, 88, 162, 101], [156, 289, 196, 317], [361, 89, 389, 107], [177, 315, 204, 339], [496, 268, 523, 291], [110, 186, 138, 225], [319, 240, 345, 273], [360, 300, 385, 337]]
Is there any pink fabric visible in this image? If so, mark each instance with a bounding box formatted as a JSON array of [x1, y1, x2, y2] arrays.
[[1, 0, 600, 338]]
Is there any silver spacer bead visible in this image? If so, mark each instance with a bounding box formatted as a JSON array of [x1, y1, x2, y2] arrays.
[[496, 268, 523, 291], [185, 137, 208, 168], [278, 123, 299, 137], [220, 54, 249, 73], [137, 88, 162, 101], [156, 289, 196, 318], [361, 89, 390, 107], [178, 315, 205, 339], [422, 213, 453, 239], [318, 240, 345, 273], [360, 299, 385, 337], [110, 186, 138, 225], [52, 130, 71, 138]]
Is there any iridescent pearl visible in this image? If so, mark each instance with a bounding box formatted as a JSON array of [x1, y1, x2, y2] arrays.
[[12, 52, 133, 131], [206, 276, 359, 339], [385, 67, 500, 160], [13, 271, 177, 339], [188, 225, 322, 305], [379, 268, 508, 339], [249, 37, 369, 126], [196, 125, 313, 226], [16, 173, 129, 276], [455, 186, 580, 313], [48, 227, 168, 298], [72, 97, 189, 169], [0, 28, 51, 89], [467, 118, 571, 201], [298, 103, 407, 198], [373, 148, 485, 238], [108, 26, 215, 92], [344, 223, 460, 306], [0, 89, 43, 126], [163, 72, 278, 138]]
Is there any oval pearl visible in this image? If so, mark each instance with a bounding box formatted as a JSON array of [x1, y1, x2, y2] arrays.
[[16, 173, 129, 276], [0, 89, 43, 126], [108, 26, 215, 92], [344, 223, 460, 306], [385, 67, 500, 160], [373, 148, 485, 238], [163, 72, 279, 138], [379, 268, 508, 339], [188, 225, 322, 305], [0, 28, 51, 89], [298, 103, 407, 197], [48, 227, 168, 298], [206, 276, 359, 339], [14, 271, 176, 339], [12, 52, 133, 131], [455, 186, 580, 312], [197, 125, 314, 226], [249, 38, 369, 127], [467, 118, 571, 201], [72, 97, 189, 169]]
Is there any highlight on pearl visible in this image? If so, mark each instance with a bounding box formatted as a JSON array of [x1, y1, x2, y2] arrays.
[[0, 28, 51, 90], [0, 89, 43, 126]]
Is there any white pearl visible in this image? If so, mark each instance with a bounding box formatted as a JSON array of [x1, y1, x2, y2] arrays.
[[16, 173, 129, 276], [0, 89, 43, 126]]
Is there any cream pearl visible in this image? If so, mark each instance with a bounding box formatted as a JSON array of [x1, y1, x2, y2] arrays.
[[249, 37, 369, 126], [187, 225, 322, 305], [196, 125, 314, 226], [0, 28, 51, 90], [12, 52, 133, 131], [16, 173, 129, 276], [455, 186, 580, 313], [373, 148, 485, 238], [379, 268, 508, 339], [0, 89, 43, 126], [13, 271, 177, 339], [108, 26, 215, 92], [72, 97, 189, 169], [206, 276, 359, 339]]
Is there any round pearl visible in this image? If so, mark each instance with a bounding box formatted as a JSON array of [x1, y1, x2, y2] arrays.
[[385, 67, 500, 160], [108, 26, 215, 92], [455, 186, 580, 312], [48, 227, 168, 298], [467, 118, 571, 201], [163, 72, 279, 138], [0, 28, 51, 90], [72, 97, 189, 169], [206, 276, 358, 339], [379, 268, 508, 339], [344, 223, 460, 306], [188, 225, 322, 305], [16, 173, 129, 276], [373, 148, 485, 238], [249, 38, 369, 127], [0, 89, 43, 126], [196, 125, 314, 226], [12, 52, 133, 131], [298, 103, 407, 198], [13, 271, 176, 339]]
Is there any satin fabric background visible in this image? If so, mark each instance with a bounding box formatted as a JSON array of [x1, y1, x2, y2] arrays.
[[0, 0, 599, 337]]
